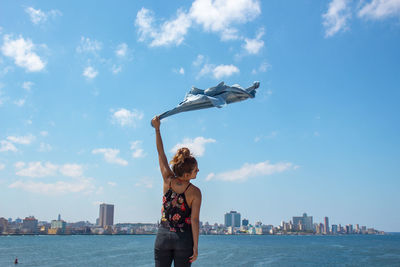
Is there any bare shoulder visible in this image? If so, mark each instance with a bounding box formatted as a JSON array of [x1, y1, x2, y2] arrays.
[[189, 184, 202, 198]]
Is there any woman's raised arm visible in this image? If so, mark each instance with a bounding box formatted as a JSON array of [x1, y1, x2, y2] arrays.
[[152, 116, 174, 182]]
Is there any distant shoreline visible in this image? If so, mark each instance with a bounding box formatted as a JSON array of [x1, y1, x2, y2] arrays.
[[1, 232, 393, 237]]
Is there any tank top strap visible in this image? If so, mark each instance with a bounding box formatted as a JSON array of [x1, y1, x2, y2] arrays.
[[183, 183, 192, 193]]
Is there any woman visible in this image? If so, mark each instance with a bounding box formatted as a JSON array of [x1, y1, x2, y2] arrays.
[[152, 116, 202, 267]]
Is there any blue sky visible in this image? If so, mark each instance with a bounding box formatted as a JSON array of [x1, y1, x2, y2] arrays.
[[0, 0, 399, 231]]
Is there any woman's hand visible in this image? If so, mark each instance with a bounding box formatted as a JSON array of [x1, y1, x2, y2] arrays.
[[151, 116, 160, 129], [189, 247, 198, 263]]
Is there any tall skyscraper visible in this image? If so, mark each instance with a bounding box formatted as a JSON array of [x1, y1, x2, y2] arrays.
[[324, 217, 329, 234], [242, 218, 249, 226], [224, 211, 241, 227], [99, 203, 114, 228], [292, 213, 313, 231]]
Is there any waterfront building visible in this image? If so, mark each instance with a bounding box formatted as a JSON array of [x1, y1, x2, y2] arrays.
[[242, 218, 249, 227], [99, 203, 114, 228], [0, 217, 8, 233], [50, 219, 67, 234], [348, 224, 353, 234], [355, 224, 360, 233], [224, 211, 240, 228], [361, 226, 367, 234], [22, 216, 38, 233], [314, 223, 321, 234], [324, 217, 329, 234], [292, 213, 313, 231], [331, 224, 338, 234], [319, 223, 324, 234]]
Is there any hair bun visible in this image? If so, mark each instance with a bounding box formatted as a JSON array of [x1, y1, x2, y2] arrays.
[[177, 147, 191, 159], [170, 147, 197, 177], [170, 147, 191, 166]]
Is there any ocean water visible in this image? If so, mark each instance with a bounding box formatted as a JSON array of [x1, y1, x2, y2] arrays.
[[0, 234, 399, 266]]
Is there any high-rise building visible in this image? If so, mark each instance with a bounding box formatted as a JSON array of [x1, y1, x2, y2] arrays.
[[242, 218, 249, 227], [331, 224, 338, 234], [0, 217, 8, 233], [348, 224, 353, 234], [99, 203, 114, 228], [224, 211, 241, 227], [22, 216, 38, 233], [324, 217, 329, 234], [292, 213, 313, 231]]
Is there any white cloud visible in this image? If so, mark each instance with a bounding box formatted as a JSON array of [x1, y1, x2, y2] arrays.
[[7, 134, 35, 144], [171, 136, 216, 157], [14, 161, 84, 178], [14, 98, 26, 107], [83, 66, 98, 79], [76, 37, 102, 54], [189, 0, 261, 40], [197, 63, 239, 79], [206, 160, 296, 182], [198, 63, 214, 78], [25, 7, 62, 25], [1, 35, 46, 72], [40, 131, 48, 137], [213, 64, 239, 79], [179, 67, 185, 74], [0, 163, 5, 170], [252, 61, 271, 74], [108, 181, 117, 186], [243, 28, 265, 54], [92, 148, 128, 166], [135, 8, 192, 47], [322, 0, 352, 37], [111, 64, 122, 74], [135, 0, 261, 46], [59, 164, 84, 177], [9, 178, 95, 195], [1, 140, 17, 152], [111, 108, 144, 127], [15, 161, 58, 177], [25, 7, 46, 24], [14, 162, 25, 169], [358, 0, 400, 19], [193, 54, 205, 66], [38, 142, 52, 152], [130, 141, 146, 158], [22, 81, 34, 91], [115, 43, 128, 57]]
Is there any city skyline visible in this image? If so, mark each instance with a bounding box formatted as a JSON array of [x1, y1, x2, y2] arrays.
[[0, 209, 386, 234], [0, 209, 385, 236], [1, 0, 399, 232]]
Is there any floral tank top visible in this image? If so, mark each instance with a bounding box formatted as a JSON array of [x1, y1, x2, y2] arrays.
[[160, 182, 192, 232]]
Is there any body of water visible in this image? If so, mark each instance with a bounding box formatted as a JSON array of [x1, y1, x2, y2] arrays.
[[1, 234, 399, 266]]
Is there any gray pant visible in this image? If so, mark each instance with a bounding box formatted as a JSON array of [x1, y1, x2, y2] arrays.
[[154, 227, 193, 267]]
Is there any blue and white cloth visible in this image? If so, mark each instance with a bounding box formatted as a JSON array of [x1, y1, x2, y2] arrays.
[[157, 81, 260, 120]]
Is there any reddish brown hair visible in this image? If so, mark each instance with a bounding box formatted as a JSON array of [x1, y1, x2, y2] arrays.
[[170, 147, 197, 177]]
